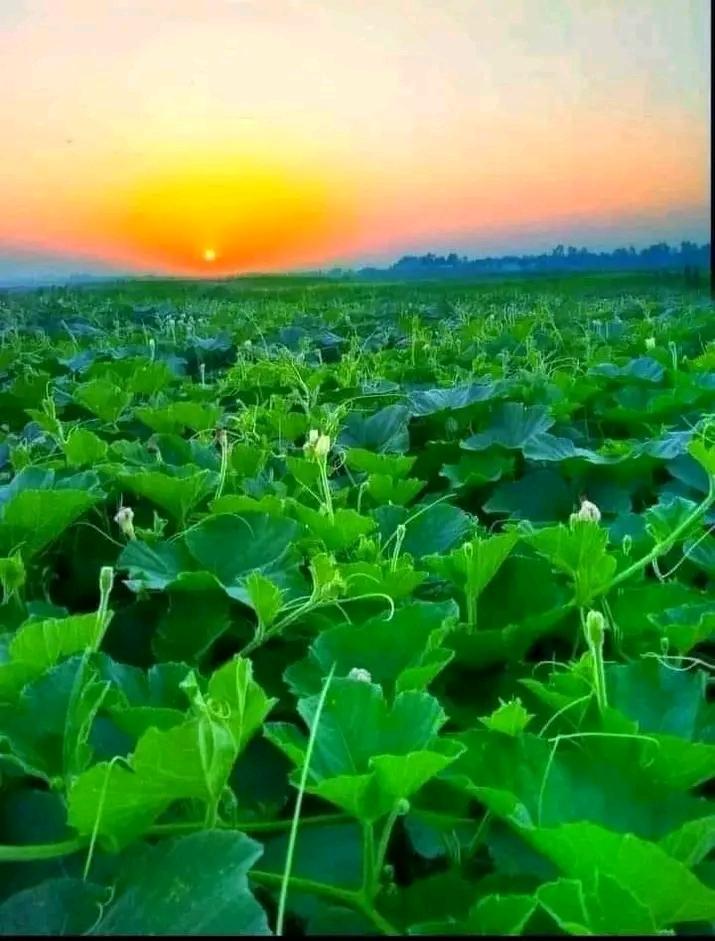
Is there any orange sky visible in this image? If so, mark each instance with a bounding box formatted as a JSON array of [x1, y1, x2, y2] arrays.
[[0, 0, 710, 276]]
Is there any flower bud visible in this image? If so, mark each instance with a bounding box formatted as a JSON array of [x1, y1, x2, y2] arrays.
[[577, 498, 601, 523], [314, 433, 331, 459], [348, 667, 372, 683], [395, 798, 410, 815], [99, 565, 115, 597], [645, 336, 656, 350], [585, 609, 606, 648]]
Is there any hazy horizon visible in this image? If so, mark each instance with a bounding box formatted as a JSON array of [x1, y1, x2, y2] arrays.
[[1, 0, 710, 279]]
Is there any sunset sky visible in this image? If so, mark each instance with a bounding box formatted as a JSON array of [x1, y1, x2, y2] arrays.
[[0, 0, 710, 278]]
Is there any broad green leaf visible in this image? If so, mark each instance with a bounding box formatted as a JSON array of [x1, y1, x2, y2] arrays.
[[375, 502, 473, 559], [526, 821, 715, 927], [367, 474, 425, 506], [134, 400, 222, 434], [184, 512, 301, 586], [0, 878, 107, 936], [408, 381, 498, 416], [120, 467, 215, 525], [242, 571, 283, 631], [338, 404, 411, 453], [153, 572, 231, 662], [283, 600, 457, 699], [425, 530, 518, 627], [344, 448, 416, 478], [68, 657, 274, 848], [118, 539, 196, 591], [292, 504, 375, 552], [91, 831, 269, 935], [265, 679, 464, 822], [63, 427, 108, 468], [462, 403, 554, 451], [529, 520, 617, 605], [644, 494, 699, 543], [484, 468, 573, 522], [0, 656, 109, 781], [73, 378, 132, 423], [440, 452, 514, 490], [0, 489, 101, 559]]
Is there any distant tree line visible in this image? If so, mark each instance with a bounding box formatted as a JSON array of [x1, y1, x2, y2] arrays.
[[348, 241, 710, 281]]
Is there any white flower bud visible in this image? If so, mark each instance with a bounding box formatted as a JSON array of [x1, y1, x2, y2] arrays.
[[585, 609, 606, 647], [314, 433, 331, 459], [348, 667, 372, 683], [577, 498, 601, 523], [114, 506, 136, 540]]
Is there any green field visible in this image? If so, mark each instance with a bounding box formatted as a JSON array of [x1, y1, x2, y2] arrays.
[[0, 273, 713, 936]]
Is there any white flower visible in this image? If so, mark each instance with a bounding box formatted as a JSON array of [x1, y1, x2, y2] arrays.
[[314, 433, 331, 459], [114, 505, 136, 539], [645, 336, 656, 350], [577, 498, 601, 523], [303, 429, 330, 459], [348, 667, 372, 683]]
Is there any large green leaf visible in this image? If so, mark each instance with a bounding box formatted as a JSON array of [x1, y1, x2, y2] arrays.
[[283, 600, 458, 698], [92, 831, 270, 935], [338, 404, 411, 453], [526, 821, 715, 927], [374, 501, 473, 558], [265, 679, 464, 822], [68, 657, 275, 849], [0, 489, 101, 559], [462, 403, 554, 451], [120, 467, 216, 525], [0, 878, 107, 936]]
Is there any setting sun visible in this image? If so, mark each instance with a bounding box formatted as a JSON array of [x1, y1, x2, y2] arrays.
[[203, 248, 216, 263]]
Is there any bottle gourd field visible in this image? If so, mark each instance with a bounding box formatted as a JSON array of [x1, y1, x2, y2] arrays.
[[0, 274, 713, 936]]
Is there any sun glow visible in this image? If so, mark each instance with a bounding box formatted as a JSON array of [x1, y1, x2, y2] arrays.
[[94, 152, 358, 275]]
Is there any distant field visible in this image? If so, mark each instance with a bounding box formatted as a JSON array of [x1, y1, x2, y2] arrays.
[[0, 273, 713, 936]]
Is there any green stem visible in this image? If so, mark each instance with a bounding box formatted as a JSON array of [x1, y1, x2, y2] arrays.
[[148, 813, 349, 837], [606, 483, 714, 593], [318, 459, 334, 522], [361, 822, 376, 897], [372, 805, 401, 894], [276, 663, 336, 936], [250, 871, 398, 935], [0, 837, 85, 862]]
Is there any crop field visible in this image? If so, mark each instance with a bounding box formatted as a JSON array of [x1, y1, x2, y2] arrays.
[[0, 273, 713, 936]]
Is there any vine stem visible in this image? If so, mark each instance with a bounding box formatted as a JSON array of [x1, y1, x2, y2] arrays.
[[0, 837, 85, 862], [249, 871, 398, 935], [276, 663, 336, 935], [605, 481, 714, 593], [0, 815, 352, 863]]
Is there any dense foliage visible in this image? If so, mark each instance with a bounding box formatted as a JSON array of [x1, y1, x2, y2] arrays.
[[0, 275, 713, 936]]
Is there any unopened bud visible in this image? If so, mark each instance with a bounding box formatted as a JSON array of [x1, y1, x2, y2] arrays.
[[348, 667, 372, 683], [314, 433, 331, 459], [577, 498, 601, 523], [395, 798, 410, 815], [645, 336, 656, 350], [585, 609, 606, 648], [99, 565, 115, 597]]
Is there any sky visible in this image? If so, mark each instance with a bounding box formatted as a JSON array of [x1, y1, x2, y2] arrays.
[[0, 0, 710, 278]]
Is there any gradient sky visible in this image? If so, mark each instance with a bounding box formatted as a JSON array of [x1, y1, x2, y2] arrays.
[[0, 0, 710, 277]]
